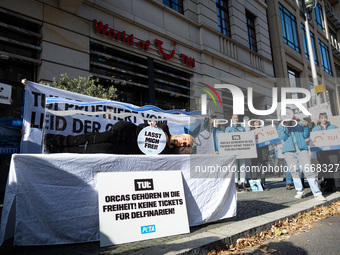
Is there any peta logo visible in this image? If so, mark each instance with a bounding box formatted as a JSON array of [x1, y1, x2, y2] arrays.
[[200, 84, 312, 116], [141, 224, 156, 234]]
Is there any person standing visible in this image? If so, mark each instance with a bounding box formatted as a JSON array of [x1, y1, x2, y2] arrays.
[[225, 114, 247, 191], [277, 119, 326, 201], [251, 119, 269, 191], [312, 112, 340, 192], [269, 143, 294, 190]]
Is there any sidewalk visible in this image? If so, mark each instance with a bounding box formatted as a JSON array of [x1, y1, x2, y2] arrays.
[[1, 178, 339, 255]]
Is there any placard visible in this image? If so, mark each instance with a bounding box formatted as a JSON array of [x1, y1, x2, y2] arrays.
[[97, 171, 189, 247], [249, 180, 263, 192], [0, 83, 12, 105], [137, 126, 166, 155], [308, 103, 333, 122], [217, 132, 257, 159], [253, 126, 280, 147], [309, 129, 340, 151]]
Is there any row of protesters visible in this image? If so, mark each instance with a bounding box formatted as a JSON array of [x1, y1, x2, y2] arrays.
[[214, 115, 273, 191], [311, 112, 340, 192], [277, 118, 327, 201], [44, 120, 195, 155]]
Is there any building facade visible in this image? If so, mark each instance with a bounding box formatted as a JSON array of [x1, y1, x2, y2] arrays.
[[0, 0, 275, 119], [267, 0, 340, 115]]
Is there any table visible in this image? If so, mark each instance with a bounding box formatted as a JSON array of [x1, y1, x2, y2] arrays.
[[0, 154, 236, 246]]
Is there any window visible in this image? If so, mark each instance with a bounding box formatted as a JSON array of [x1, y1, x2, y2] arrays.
[[301, 24, 318, 65], [246, 11, 257, 52], [329, 27, 337, 42], [314, 3, 324, 30], [318, 39, 333, 75], [326, 90, 336, 115], [90, 41, 190, 109], [0, 10, 41, 118], [279, 4, 300, 53], [216, 0, 231, 37], [288, 67, 302, 99], [163, 0, 183, 14]]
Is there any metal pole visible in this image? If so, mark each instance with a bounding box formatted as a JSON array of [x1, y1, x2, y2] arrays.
[[304, 18, 322, 104], [303, 3, 322, 105]]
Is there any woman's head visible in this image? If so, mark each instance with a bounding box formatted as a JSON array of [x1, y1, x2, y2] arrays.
[[319, 112, 328, 125], [251, 119, 262, 128], [231, 114, 239, 123]]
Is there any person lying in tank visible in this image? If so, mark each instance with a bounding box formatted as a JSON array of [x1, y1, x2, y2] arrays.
[[44, 120, 195, 154]]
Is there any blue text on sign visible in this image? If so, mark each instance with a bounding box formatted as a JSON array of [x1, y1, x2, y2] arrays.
[[141, 224, 156, 234]]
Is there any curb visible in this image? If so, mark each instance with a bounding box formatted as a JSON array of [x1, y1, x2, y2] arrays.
[[179, 192, 340, 255], [125, 192, 340, 255]]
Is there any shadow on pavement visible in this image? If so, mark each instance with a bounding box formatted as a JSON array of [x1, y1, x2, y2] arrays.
[[190, 199, 289, 233], [247, 241, 308, 255]]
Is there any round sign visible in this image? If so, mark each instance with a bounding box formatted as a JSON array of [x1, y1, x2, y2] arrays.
[[137, 126, 166, 155]]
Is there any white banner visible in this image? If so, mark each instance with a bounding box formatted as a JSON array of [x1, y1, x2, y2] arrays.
[[21, 81, 215, 154], [217, 132, 257, 159], [0, 83, 12, 105], [310, 129, 340, 151], [97, 170, 189, 246], [253, 125, 280, 147]]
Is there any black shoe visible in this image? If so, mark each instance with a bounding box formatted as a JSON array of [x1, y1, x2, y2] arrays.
[[262, 184, 269, 191], [237, 183, 245, 192]]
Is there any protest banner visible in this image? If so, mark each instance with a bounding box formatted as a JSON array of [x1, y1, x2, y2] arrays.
[[0, 83, 12, 105], [97, 170, 189, 246], [253, 125, 280, 147], [217, 132, 257, 159], [21, 81, 215, 154]]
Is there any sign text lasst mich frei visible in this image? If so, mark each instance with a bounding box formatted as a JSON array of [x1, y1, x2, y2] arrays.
[[93, 19, 195, 67]]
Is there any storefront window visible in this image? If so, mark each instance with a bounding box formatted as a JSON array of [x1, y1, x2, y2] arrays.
[[90, 41, 190, 110], [0, 10, 41, 118]]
